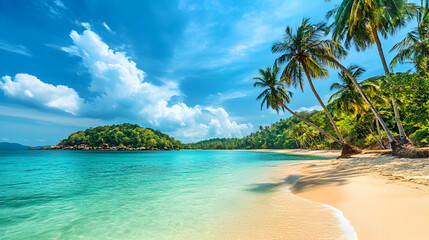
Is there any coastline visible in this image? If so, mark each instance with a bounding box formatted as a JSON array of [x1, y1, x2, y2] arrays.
[[250, 148, 341, 157], [243, 149, 429, 239], [215, 159, 357, 240]]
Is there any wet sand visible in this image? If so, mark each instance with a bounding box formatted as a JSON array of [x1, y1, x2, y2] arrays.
[[251, 149, 341, 157], [216, 162, 356, 240]]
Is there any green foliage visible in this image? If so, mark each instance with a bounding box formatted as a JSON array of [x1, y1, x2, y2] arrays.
[[329, 0, 409, 50], [253, 64, 293, 113], [188, 73, 428, 150], [185, 111, 339, 150], [410, 127, 429, 146], [59, 123, 183, 149], [380, 73, 429, 131], [390, 0, 429, 75]]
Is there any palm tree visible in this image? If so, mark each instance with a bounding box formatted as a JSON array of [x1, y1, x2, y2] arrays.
[[390, 0, 429, 76], [328, 0, 413, 145], [253, 64, 361, 155], [253, 64, 344, 145], [315, 41, 398, 149], [328, 65, 378, 114], [272, 18, 349, 145], [329, 65, 388, 148], [275, 18, 399, 149]]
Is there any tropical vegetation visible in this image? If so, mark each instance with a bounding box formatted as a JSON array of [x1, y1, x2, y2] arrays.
[[186, 72, 428, 150], [59, 123, 183, 149]]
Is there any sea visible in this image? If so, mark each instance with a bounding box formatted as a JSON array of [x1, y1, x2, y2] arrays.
[[1, 150, 331, 240]]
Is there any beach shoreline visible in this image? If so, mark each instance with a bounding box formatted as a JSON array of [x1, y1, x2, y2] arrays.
[[250, 148, 341, 157], [244, 149, 429, 239]]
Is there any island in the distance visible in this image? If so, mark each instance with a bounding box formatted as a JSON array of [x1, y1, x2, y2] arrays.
[[40, 123, 183, 151]]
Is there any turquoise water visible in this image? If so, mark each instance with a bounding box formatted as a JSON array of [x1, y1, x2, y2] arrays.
[[0, 150, 325, 239]]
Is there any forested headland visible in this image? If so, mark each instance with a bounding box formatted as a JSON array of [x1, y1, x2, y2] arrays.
[[49, 123, 183, 150]]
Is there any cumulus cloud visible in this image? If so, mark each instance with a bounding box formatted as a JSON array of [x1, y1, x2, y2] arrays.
[[0, 74, 82, 114], [58, 29, 251, 140], [0, 28, 252, 141], [80, 22, 91, 30]]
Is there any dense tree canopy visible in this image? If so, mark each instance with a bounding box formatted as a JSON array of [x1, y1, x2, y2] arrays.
[[186, 73, 429, 150], [59, 123, 183, 149]]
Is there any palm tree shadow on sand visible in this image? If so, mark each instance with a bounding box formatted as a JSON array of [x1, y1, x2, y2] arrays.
[[246, 164, 364, 194], [246, 175, 301, 193]]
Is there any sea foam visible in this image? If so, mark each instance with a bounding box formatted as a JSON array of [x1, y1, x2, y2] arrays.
[[285, 174, 359, 240]]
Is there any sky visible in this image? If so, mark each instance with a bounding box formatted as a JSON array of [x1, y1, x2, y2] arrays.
[[0, 0, 417, 146]]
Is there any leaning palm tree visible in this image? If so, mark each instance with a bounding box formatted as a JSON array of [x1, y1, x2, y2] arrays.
[[278, 19, 397, 148], [328, 65, 378, 114], [328, 0, 413, 145], [329, 65, 388, 148], [272, 18, 349, 145], [315, 41, 398, 149], [390, 0, 429, 76], [253, 64, 361, 155]]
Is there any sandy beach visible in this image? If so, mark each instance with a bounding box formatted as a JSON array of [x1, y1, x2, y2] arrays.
[[241, 150, 429, 240]]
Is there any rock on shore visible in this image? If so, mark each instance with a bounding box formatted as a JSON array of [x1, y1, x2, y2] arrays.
[[37, 144, 178, 151]]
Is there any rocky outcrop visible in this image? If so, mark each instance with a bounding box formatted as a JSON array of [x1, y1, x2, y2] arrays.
[[36, 144, 179, 151]]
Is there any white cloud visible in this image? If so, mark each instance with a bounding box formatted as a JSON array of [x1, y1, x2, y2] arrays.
[[209, 90, 249, 104], [0, 74, 83, 115], [81, 22, 91, 30], [206, 107, 252, 137], [295, 105, 323, 112], [103, 21, 113, 32], [59, 29, 252, 140], [228, 12, 282, 58], [0, 40, 32, 56], [0, 28, 252, 141], [173, 0, 307, 70], [36, 0, 67, 18]]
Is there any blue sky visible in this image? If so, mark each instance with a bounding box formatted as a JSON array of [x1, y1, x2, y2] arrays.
[[0, 0, 417, 146]]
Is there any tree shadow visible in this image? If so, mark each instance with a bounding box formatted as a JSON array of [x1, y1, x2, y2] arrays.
[[246, 175, 301, 193], [291, 164, 363, 193], [246, 163, 365, 194]]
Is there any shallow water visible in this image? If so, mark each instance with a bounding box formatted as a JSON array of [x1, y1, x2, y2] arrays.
[[0, 150, 325, 240]]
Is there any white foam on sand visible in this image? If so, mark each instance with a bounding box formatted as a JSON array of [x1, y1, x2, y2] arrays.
[[322, 203, 359, 240], [286, 174, 359, 240]]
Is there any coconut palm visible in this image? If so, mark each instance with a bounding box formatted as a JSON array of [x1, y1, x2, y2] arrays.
[[329, 65, 388, 148], [279, 18, 399, 149], [328, 0, 413, 145], [272, 18, 349, 145], [328, 65, 379, 114], [253, 64, 345, 146], [390, 0, 429, 76], [315, 42, 398, 148]]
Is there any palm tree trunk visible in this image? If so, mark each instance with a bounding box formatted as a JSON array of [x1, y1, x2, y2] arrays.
[[301, 63, 346, 143], [391, 97, 411, 144], [371, 26, 411, 145], [368, 125, 384, 148], [367, 117, 384, 149], [376, 118, 386, 149], [327, 57, 397, 145], [372, 27, 391, 78], [277, 101, 344, 145]]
